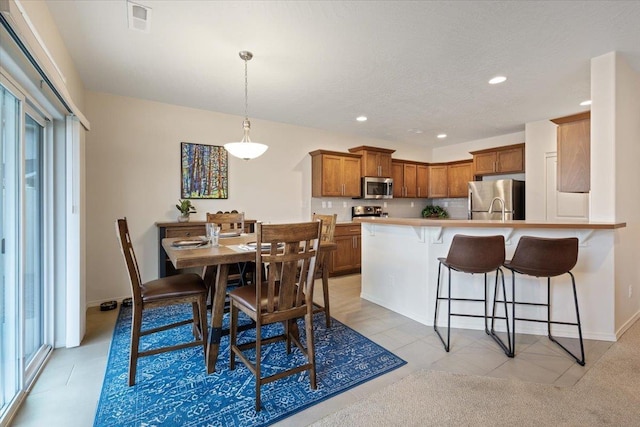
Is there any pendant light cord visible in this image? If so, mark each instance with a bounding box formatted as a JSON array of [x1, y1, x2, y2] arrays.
[[244, 58, 249, 121]]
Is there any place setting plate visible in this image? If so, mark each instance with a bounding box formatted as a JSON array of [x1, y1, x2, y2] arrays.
[[171, 239, 207, 248]]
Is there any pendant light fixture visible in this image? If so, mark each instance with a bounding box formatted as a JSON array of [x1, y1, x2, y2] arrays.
[[224, 51, 268, 160]]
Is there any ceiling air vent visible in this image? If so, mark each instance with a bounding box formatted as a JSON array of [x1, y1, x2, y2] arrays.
[[127, 1, 152, 33]]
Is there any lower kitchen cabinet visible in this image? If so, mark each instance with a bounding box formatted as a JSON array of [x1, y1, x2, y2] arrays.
[[329, 223, 361, 277]]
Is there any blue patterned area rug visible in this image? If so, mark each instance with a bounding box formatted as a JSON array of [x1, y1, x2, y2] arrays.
[[94, 304, 406, 426]]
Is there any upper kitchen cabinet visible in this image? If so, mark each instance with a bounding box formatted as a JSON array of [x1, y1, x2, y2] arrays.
[[550, 112, 590, 193], [470, 143, 525, 176], [447, 160, 474, 198], [428, 164, 449, 198], [348, 146, 395, 177], [391, 160, 417, 198], [416, 163, 429, 198], [310, 150, 362, 197]]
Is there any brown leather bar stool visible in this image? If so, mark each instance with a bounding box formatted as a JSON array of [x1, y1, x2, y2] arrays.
[[434, 234, 512, 356], [501, 236, 585, 365]]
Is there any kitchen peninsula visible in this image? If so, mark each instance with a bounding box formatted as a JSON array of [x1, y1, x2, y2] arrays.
[[354, 217, 626, 341]]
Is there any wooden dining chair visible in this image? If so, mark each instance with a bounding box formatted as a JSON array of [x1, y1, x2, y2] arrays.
[[229, 221, 322, 411], [311, 213, 337, 327], [206, 211, 245, 233], [115, 218, 208, 386]]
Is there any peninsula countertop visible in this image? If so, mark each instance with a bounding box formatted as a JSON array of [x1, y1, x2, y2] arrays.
[[353, 217, 626, 230]]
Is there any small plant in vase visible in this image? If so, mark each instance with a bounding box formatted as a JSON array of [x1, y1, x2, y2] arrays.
[[422, 204, 449, 219], [176, 199, 196, 222]]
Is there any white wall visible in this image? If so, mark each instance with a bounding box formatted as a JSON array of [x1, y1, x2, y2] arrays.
[[20, 0, 85, 111], [587, 52, 640, 336], [84, 91, 428, 304], [524, 120, 556, 220], [430, 131, 525, 163]]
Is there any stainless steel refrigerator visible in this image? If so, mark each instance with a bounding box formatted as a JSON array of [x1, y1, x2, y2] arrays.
[[468, 179, 525, 220]]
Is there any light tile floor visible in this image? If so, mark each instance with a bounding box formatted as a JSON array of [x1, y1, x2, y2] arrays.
[[10, 274, 612, 426]]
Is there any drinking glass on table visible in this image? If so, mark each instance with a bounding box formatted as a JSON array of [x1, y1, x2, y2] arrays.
[[206, 223, 220, 246]]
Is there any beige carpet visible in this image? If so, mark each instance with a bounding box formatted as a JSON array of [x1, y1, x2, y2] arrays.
[[313, 320, 640, 426]]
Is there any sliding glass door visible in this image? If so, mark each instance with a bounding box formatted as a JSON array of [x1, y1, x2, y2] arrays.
[[0, 80, 21, 420], [24, 109, 46, 375], [0, 79, 50, 420]]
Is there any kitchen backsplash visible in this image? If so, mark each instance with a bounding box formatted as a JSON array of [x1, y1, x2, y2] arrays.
[[310, 197, 468, 221]]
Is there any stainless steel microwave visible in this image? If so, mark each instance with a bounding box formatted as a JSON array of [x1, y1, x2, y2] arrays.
[[361, 176, 393, 199]]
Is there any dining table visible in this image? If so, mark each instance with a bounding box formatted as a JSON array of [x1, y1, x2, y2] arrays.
[[162, 232, 336, 374]]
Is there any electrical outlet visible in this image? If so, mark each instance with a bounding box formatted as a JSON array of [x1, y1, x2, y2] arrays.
[[629, 285, 633, 299], [327, 201, 332, 208], [321, 201, 326, 209], [383, 202, 387, 208], [411, 202, 414, 207], [343, 201, 347, 208]]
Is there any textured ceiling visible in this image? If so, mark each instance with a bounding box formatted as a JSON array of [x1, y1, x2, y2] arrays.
[[46, 1, 640, 148]]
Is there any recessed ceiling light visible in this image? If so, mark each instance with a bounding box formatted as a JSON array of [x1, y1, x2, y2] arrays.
[[580, 100, 592, 106], [407, 129, 423, 134], [437, 133, 447, 139], [489, 76, 507, 85], [356, 116, 367, 122]]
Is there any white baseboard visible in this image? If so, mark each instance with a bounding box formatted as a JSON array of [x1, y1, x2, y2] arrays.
[[616, 310, 640, 340]]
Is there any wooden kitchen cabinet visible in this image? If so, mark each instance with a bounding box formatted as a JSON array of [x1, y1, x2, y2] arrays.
[[428, 164, 449, 198], [447, 160, 473, 198], [391, 160, 417, 198], [348, 146, 395, 177], [471, 143, 525, 176], [416, 163, 429, 199], [310, 150, 362, 197], [329, 223, 361, 277], [551, 112, 590, 193]]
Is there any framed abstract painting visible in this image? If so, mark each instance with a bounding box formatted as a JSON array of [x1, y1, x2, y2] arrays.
[[181, 142, 228, 199]]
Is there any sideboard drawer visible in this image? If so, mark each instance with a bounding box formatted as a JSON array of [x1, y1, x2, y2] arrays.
[[165, 226, 205, 238]]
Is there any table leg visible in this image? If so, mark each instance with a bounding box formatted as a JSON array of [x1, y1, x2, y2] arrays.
[[206, 263, 229, 374], [321, 254, 331, 328]]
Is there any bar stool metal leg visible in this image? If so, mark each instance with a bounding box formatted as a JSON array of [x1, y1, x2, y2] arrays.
[[489, 268, 513, 356], [546, 273, 585, 365], [433, 261, 450, 352]]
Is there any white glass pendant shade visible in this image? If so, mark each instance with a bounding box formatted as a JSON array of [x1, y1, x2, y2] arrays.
[[224, 51, 268, 160], [224, 119, 268, 160]]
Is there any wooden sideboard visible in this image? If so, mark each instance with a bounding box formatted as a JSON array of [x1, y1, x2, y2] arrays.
[[156, 220, 256, 277]]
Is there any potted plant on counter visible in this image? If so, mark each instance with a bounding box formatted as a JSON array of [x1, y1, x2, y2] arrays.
[[422, 205, 449, 219], [176, 199, 196, 222]]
